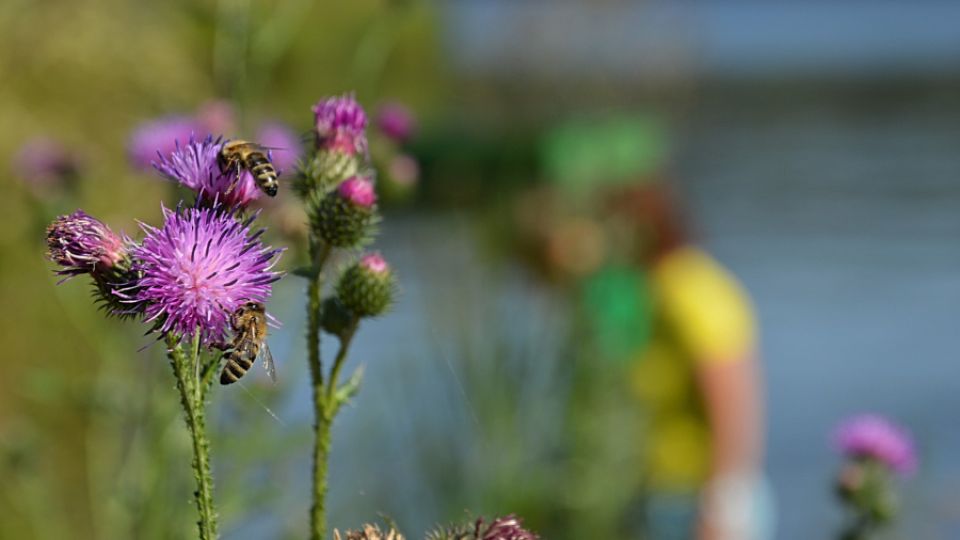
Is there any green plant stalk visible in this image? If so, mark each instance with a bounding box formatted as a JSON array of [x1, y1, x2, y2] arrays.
[[307, 241, 332, 540], [167, 333, 219, 540]]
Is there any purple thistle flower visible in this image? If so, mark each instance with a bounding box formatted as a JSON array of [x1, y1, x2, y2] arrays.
[[15, 137, 80, 193], [312, 94, 368, 155], [128, 116, 201, 171], [338, 176, 377, 208], [133, 204, 282, 345], [376, 102, 416, 143], [834, 414, 917, 477], [46, 210, 127, 279], [153, 136, 260, 208], [475, 515, 538, 540], [257, 121, 302, 174]]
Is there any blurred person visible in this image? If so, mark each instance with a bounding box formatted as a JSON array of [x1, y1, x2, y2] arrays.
[[529, 116, 772, 540]]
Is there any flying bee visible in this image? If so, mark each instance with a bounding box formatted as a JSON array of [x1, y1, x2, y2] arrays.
[[219, 301, 277, 385], [219, 140, 279, 197]]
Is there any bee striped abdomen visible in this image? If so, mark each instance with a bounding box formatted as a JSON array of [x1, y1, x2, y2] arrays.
[[220, 344, 258, 385], [246, 154, 278, 196]]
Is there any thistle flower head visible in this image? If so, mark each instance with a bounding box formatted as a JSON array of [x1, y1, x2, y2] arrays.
[[376, 102, 416, 143], [333, 524, 405, 540], [153, 135, 260, 208], [257, 121, 302, 174], [338, 176, 377, 208], [46, 210, 127, 278], [475, 515, 538, 540], [834, 414, 917, 477], [133, 204, 282, 345], [128, 116, 200, 170], [312, 94, 368, 155], [15, 137, 80, 193], [336, 252, 396, 318]]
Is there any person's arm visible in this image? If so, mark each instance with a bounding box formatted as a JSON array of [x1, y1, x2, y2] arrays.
[[695, 354, 764, 540]]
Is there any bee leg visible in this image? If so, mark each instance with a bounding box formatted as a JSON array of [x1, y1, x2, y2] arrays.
[[209, 340, 230, 351]]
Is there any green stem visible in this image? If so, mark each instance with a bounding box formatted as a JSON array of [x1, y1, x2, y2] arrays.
[[326, 321, 358, 408], [166, 334, 219, 540], [307, 241, 331, 540]]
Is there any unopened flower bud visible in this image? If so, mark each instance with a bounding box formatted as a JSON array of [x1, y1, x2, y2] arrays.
[[335, 253, 396, 318], [310, 176, 379, 248]]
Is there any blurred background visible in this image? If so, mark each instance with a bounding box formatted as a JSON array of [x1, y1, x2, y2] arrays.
[[2, 1, 960, 538]]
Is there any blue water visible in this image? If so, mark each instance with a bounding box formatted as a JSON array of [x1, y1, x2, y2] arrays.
[[226, 94, 960, 539]]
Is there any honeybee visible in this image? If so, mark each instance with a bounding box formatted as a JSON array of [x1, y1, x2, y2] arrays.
[[219, 140, 279, 197], [220, 302, 277, 385]]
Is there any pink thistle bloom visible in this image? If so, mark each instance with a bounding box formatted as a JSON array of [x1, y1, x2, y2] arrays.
[[128, 116, 200, 171], [256, 121, 302, 174], [153, 136, 260, 209], [376, 102, 416, 143], [15, 137, 80, 193], [476, 515, 539, 540], [338, 176, 377, 208], [312, 94, 368, 155], [133, 205, 283, 346], [834, 414, 917, 477], [359, 252, 389, 274], [46, 210, 127, 279]]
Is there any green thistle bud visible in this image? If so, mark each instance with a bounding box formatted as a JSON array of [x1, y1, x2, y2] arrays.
[[336, 253, 396, 318], [320, 296, 356, 338], [309, 176, 379, 248], [295, 149, 361, 198]]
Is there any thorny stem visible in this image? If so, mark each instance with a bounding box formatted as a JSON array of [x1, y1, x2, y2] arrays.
[[307, 239, 332, 540], [166, 334, 219, 540]]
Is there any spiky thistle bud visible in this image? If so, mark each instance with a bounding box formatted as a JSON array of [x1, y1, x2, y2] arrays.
[[45, 210, 141, 317], [309, 176, 379, 248], [333, 524, 405, 540], [335, 253, 396, 318], [474, 515, 539, 540]]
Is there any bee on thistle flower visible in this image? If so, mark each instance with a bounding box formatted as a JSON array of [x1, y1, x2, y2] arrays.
[[154, 135, 262, 209], [132, 204, 283, 347]]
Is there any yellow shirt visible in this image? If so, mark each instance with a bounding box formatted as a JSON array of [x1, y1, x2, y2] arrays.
[[631, 247, 756, 491]]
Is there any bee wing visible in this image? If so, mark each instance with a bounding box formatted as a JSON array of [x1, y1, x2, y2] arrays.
[[258, 342, 277, 383]]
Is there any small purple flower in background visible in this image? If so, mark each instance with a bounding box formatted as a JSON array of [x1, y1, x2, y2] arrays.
[[195, 99, 237, 136], [312, 94, 368, 155], [338, 176, 377, 208], [387, 154, 420, 187], [129, 116, 200, 171], [257, 121, 302, 175], [133, 205, 282, 345], [15, 137, 80, 194], [376, 102, 416, 143], [46, 210, 127, 279], [834, 414, 917, 477], [154, 136, 260, 208]]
